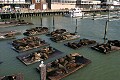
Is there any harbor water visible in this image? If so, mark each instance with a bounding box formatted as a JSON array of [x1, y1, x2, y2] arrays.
[[0, 15, 120, 80]]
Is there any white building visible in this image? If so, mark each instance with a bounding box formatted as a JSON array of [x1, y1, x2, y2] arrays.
[[0, 0, 31, 10], [50, 0, 77, 9], [1, 0, 26, 3], [46, 0, 101, 10], [102, 0, 120, 9]]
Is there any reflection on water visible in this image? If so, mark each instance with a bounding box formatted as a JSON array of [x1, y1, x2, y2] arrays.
[[0, 16, 120, 80]]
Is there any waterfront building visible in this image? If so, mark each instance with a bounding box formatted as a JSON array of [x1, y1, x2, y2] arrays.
[[0, 0, 31, 11], [101, 0, 120, 9], [46, 0, 101, 10], [30, 0, 48, 10], [0, 0, 48, 12], [76, 0, 101, 9]]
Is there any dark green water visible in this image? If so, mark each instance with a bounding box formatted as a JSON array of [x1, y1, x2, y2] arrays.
[[0, 16, 120, 80]]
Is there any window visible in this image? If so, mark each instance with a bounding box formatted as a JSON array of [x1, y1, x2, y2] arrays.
[[36, 0, 40, 3]]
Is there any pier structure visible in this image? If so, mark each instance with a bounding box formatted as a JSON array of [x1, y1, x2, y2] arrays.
[[0, 8, 120, 19], [0, 9, 69, 19]]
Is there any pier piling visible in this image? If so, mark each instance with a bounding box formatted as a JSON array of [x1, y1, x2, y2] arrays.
[[103, 21, 108, 40]]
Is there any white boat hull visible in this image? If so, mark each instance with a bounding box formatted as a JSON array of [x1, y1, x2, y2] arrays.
[[64, 8, 83, 18]]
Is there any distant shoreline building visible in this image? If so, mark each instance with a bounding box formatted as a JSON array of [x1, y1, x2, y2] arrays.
[[46, 0, 101, 10], [101, 0, 120, 9], [30, 0, 48, 10], [0, 0, 31, 11], [0, 0, 119, 11], [0, 0, 48, 11]]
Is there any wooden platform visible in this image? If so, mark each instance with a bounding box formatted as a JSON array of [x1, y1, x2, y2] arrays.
[[64, 38, 96, 49], [23, 27, 48, 36], [91, 40, 120, 54], [0, 73, 24, 80], [17, 47, 63, 66], [11, 36, 49, 53], [0, 37, 16, 41], [37, 53, 91, 80], [50, 35, 80, 43], [0, 30, 21, 41], [12, 43, 49, 53], [24, 31, 48, 36], [91, 45, 120, 54]]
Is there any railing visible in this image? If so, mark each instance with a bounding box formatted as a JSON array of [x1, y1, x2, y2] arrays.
[[19, 9, 69, 13], [0, 8, 120, 14]]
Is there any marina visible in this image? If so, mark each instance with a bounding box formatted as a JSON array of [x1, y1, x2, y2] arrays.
[[0, 15, 120, 80]]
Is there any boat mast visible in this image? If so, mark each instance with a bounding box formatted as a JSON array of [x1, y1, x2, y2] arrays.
[[75, 19, 78, 34], [39, 61, 46, 80]]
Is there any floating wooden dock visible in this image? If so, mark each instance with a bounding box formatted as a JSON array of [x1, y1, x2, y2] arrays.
[[0, 73, 24, 80], [23, 27, 49, 36], [91, 40, 120, 54], [11, 37, 49, 53], [64, 38, 96, 49], [17, 47, 63, 66], [37, 53, 91, 80]]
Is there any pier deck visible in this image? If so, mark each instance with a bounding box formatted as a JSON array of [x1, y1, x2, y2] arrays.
[[0, 9, 119, 19]]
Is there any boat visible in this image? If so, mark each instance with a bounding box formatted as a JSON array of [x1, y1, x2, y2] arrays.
[[11, 36, 49, 53], [23, 27, 48, 36], [0, 73, 24, 80], [37, 53, 91, 80], [64, 38, 96, 49], [17, 46, 63, 65], [64, 8, 83, 18], [91, 40, 120, 54]]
